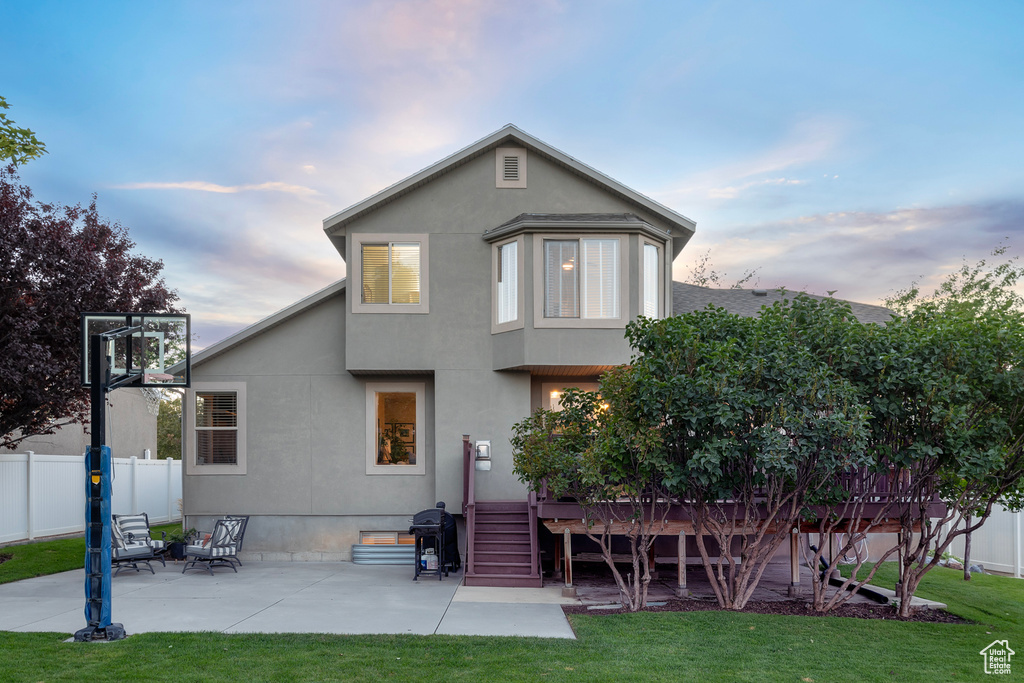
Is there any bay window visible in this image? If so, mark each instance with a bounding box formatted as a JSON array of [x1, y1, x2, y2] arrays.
[[544, 237, 620, 320]]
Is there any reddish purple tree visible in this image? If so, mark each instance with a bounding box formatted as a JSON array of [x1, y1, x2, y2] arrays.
[[0, 165, 180, 449]]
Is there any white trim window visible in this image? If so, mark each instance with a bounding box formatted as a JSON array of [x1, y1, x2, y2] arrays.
[[365, 382, 426, 475], [544, 238, 620, 319], [492, 236, 525, 333], [362, 242, 419, 304], [497, 240, 518, 324], [186, 382, 246, 475], [642, 241, 662, 318], [351, 234, 429, 314]]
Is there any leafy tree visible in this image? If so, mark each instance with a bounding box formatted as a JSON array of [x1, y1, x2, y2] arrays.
[[513, 381, 674, 612], [156, 396, 182, 459], [882, 267, 1024, 615], [625, 301, 868, 610], [0, 166, 180, 450], [513, 298, 869, 611], [792, 253, 1024, 616], [0, 97, 46, 165]]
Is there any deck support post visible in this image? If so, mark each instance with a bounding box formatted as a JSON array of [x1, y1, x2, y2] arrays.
[[788, 530, 800, 597], [561, 528, 576, 598], [552, 532, 563, 580], [676, 530, 688, 597], [648, 536, 658, 580]]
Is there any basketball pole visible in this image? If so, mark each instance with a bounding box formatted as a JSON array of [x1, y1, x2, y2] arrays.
[[74, 327, 141, 642]]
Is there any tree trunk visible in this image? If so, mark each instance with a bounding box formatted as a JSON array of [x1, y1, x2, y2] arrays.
[[963, 514, 972, 581]]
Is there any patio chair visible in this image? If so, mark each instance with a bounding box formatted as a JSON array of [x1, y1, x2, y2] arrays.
[[111, 513, 165, 575], [114, 513, 167, 566], [181, 517, 246, 575], [221, 515, 249, 565]]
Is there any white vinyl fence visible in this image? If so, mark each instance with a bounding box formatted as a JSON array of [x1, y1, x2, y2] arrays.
[[947, 505, 1024, 578], [0, 452, 182, 544]]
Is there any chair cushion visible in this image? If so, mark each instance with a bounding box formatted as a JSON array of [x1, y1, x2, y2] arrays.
[[111, 519, 127, 549], [185, 543, 237, 559], [211, 519, 243, 547], [116, 514, 152, 541], [114, 542, 152, 560]]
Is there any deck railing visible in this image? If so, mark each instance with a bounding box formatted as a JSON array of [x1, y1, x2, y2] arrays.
[[532, 465, 940, 508]]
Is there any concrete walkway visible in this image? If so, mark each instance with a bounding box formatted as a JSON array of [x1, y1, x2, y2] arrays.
[[0, 562, 578, 639]]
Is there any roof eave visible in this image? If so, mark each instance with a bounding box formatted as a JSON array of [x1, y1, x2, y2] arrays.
[[483, 218, 672, 244]]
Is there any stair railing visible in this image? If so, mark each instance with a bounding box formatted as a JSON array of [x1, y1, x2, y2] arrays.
[[463, 435, 476, 576], [528, 489, 539, 578]]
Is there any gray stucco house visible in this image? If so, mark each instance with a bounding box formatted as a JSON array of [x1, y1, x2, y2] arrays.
[[182, 125, 890, 586]]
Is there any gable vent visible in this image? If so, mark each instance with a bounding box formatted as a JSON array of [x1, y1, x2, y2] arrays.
[[503, 155, 520, 181], [496, 147, 527, 188]]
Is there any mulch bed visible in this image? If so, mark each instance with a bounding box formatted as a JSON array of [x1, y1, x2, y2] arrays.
[[562, 598, 969, 623]]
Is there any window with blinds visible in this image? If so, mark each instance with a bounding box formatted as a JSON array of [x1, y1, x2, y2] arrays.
[[497, 241, 518, 324], [361, 242, 420, 305], [544, 238, 619, 319], [643, 242, 660, 318], [195, 391, 237, 465], [581, 238, 619, 319]]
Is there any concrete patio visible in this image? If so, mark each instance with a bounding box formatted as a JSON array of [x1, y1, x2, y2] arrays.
[[0, 562, 578, 639], [0, 556, 942, 640]]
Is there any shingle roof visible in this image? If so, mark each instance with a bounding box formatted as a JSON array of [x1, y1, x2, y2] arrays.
[[671, 282, 894, 324], [491, 213, 648, 231]]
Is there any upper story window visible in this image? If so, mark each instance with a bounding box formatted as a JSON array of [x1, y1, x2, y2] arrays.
[[544, 238, 620, 320], [531, 233, 630, 329], [497, 241, 518, 323], [362, 242, 420, 304], [351, 234, 430, 314], [492, 235, 524, 333], [642, 241, 662, 318]]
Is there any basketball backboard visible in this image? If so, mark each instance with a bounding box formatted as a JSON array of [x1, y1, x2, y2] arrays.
[[81, 313, 191, 388]]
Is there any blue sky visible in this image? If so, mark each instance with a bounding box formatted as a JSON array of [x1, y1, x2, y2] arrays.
[[4, 0, 1023, 346]]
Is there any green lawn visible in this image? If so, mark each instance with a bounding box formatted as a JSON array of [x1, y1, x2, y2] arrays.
[[1, 559, 1020, 682], [0, 524, 179, 585]]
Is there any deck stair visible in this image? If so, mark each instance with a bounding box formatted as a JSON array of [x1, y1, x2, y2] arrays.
[[465, 500, 542, 587]]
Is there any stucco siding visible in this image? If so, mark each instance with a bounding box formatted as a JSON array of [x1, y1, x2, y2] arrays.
[[185, 293, 439, 521], [344, 149, 666, 374]]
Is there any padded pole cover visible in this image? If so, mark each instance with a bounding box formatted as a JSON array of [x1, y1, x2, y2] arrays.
[[83, 445, 112, 629]]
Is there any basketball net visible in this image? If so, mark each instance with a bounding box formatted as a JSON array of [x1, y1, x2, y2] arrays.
[[140, 387, 163, 416]]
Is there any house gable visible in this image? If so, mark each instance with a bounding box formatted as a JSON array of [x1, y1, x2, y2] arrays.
[[323, 124, 696, 261]]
